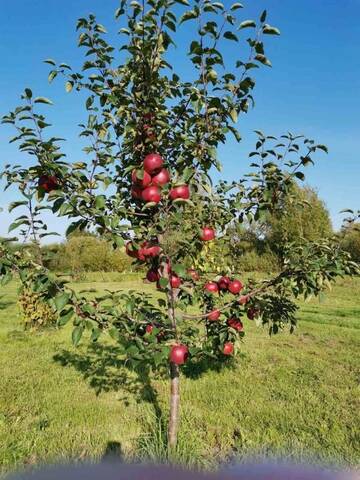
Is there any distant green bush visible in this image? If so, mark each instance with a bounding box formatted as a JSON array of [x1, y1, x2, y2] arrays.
[[235, 250, 280, 273], [42, 233, 134, 276], [340, 223, 360, 262]]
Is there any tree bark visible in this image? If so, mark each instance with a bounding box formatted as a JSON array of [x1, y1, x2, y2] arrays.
[[168, 361, 180, 449]]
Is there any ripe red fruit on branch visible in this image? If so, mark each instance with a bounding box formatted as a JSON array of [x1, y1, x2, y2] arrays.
[[170, 274, 181, 289], [223, 342, 234, 355], [145, 324, 154, 334], [207, 309, 221, 321], [227, 318, 244, 332], [131, 169, 152, 188], [200, 227, 215, 241], [151, 168, 170, 186], [247, 307, 260, 320], [169, 344, 189, 365], [142, 185, 161, 203], [142, 242, 161, 258], [143, 112, 154, 121], [204, 282, 219, 293], [146, 269, 159, 283], [38, 175, 59, 193], [143, 153, 163, 174], [238, 295, 249, 305], [187, 268, 199, 281], [218, 276, 230, 291], [169, 184, 190, 200], [125, 241, 139, 258], [228, 280, 244, 295], [131, 186, 143, 200]]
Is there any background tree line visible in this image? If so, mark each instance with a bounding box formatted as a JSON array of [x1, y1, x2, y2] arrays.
[[7, 185, 359, 276]]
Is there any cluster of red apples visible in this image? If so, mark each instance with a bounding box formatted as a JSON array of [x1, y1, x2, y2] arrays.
[[38, 174, 59, 193], [131, 153, 190, 204]]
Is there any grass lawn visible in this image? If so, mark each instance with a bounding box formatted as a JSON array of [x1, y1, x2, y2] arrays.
[[0, 274, 359, 475]]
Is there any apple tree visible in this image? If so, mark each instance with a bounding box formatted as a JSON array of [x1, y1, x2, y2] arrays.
[[1, 0, 358, 449]]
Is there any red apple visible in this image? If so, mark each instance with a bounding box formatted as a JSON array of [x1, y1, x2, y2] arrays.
[[227, 318, 244, 332], [148, 246, 161, 257], [169, 344, 189, 365], [143, 153, 163, 174], [169, 184, 190, 200], [187, 268, 200, 281], [238, 295, 250, 305], [131, 169, 152, 188], [207, 309, 221, 321], [38, 175, 59, 193], [200, 227, 215, 242], [143, 113, 154, 121], [125, 241, 139, 258], [142, 185, 161, 203], [223, 342, 234, 356], [136, 249, 147, 261], [218, 276, 231, 291], [152, 168, 170, 186], [141, 242, 161, 258], [247, 307, 260, 320], [228, 279, 244, 295], [145, 324, 154, 334], [204, 282, 219, 294], [170, 274, 181, 289], [131, 186, 143, 199], [146, 269, 159, 283]]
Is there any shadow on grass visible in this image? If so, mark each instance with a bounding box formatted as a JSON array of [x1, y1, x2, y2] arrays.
[[53, 344, 162, 418], [53, 343, 242, 464], [182, 354, 242, 380], [0, 296, 15, 310]]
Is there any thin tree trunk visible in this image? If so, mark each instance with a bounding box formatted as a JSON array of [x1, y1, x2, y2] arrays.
[[168, 361, 180, 449]]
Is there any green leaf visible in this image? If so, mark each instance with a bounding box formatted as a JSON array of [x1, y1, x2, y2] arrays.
[[223, 31, 238, 42], [8, 201, 27, 213], [44, 59, 56, 66], [109, 328, 121, 342], [65, 81, 73, 93], [58, 308, 74, 326], [34, 97, 53, 105], [66, 220, 83, 236], [172, 263, 186, 277], [159, 277, 169, 288], [180, 9, 199, 24], [54, 292, 71, 311], [8, 219, 28, 233], [294, 172, 305, 181], [263, 24, 280, 35], [72, 326, 84, 347], [260, 10, 267, 22], [230, 3, 243, 10], [255, 54, 272, 67], [24, 88, 32, 99], [95, 24, 107, 33], [316, 144, 328, 153], [95, 195, 106, 209], [48, 70, 58, 83], [238, 20, 256, 30], [229, 108, 238, 123]]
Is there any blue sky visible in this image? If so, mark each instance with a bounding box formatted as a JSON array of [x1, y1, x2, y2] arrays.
[[0, 0, 359, 239]]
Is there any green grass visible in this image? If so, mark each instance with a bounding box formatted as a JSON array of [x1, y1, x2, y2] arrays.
[[0, 275, 359, 475]]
